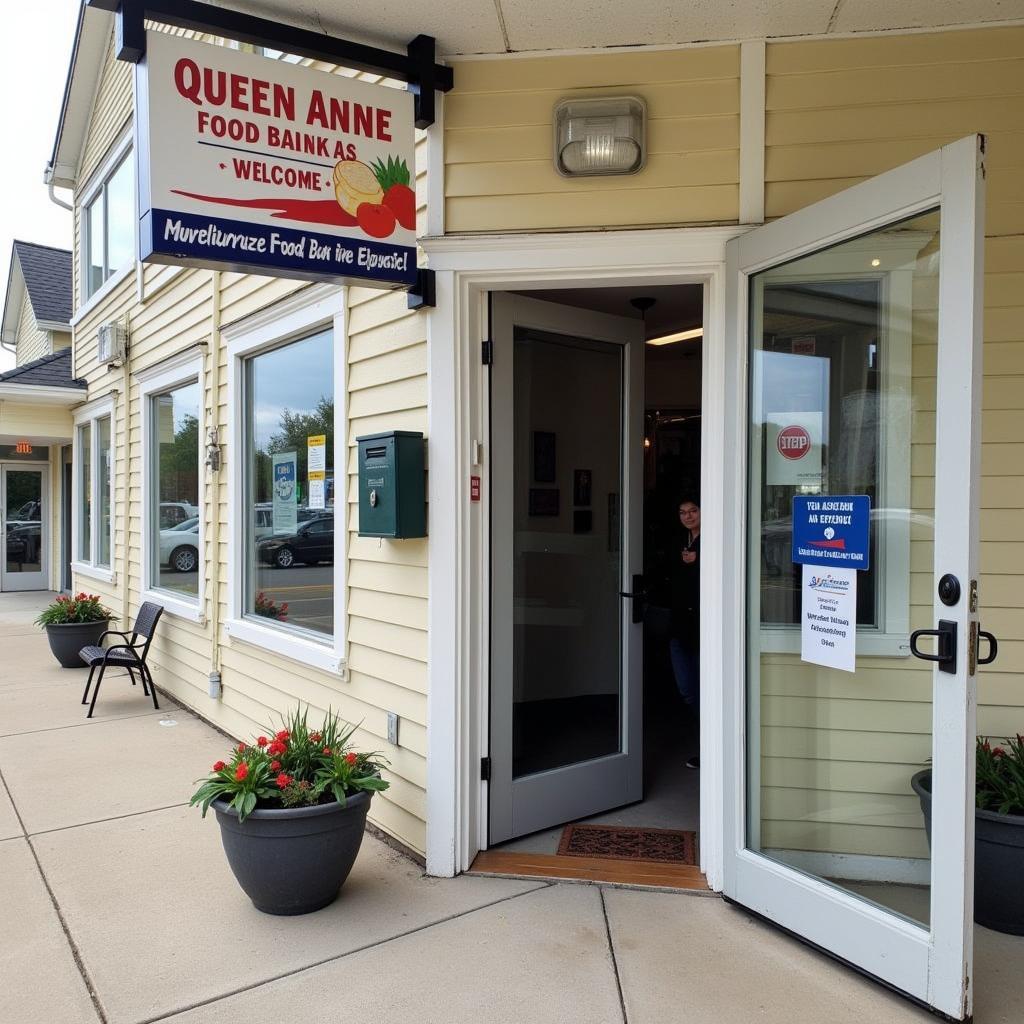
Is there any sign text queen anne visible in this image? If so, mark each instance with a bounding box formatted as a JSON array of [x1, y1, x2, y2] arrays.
[[136, 32, 417, 285]]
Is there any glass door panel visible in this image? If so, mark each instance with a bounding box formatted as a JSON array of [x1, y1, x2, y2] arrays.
[[747, 211, 940, 926], [512, 328, 623, 778]]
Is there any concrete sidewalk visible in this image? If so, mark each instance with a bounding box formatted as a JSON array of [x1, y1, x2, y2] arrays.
[[1, 592, 1020, 1024]]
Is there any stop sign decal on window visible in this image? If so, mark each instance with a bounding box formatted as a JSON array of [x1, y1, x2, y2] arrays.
[[777, 425, 811, 460]]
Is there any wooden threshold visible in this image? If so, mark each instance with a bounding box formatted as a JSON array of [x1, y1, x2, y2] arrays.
[[469, 850, 711, 891]]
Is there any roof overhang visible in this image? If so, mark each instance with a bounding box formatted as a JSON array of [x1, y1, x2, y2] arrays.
[[0, 384, 86, 406], [1, 251, 25, 350], [46, 4, 113, 190]]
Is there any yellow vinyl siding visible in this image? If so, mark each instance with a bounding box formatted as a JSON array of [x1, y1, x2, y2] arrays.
[[14, 290, 49, 365], [444, 46, 740, 233], [759, 27, 1024, 863], [68, 38, 431, 856]]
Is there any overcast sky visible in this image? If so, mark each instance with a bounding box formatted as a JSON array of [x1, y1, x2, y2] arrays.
[[0, 2, 80, 370]]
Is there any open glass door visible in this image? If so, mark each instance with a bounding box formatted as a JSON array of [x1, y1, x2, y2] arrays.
[[724, 136, 986, 1019], [489, 293, 645, 844]]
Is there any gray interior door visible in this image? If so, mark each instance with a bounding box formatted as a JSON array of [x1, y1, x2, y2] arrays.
[[488, 293, 645, 844]]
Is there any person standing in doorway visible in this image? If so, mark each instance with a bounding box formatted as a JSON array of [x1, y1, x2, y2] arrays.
[[670, 497, 701, 769]]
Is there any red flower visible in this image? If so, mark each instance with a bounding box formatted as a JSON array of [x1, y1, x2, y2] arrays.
[[345, 752, 357, 765], [237, 743, 247, 753], [235, 762, 249, 782], [994, 747, 1006, 757], [267, 740, 286, 756], [270, 760, 281, 771], [322, 747, 332, 756], [256, 736, 269, 748], [275, 773, 292, 789], [310, 732, 322, 743], [212, 760, 226, 772], [275, 730, 291, 742]]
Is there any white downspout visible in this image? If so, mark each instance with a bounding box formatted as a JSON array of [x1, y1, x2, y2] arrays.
[[207, 271, 223, 695]]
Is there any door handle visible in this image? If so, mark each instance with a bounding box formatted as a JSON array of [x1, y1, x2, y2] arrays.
[[909, 619, 957, 674], [619, 574, 646, 624], [977, 629, 998, 666]]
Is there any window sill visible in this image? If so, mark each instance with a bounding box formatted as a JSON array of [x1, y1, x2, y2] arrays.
[[70, 263, 135, 327], [142, 588, 205, 624], [71, 561, 115, 585], [225, 617, 345, 675]]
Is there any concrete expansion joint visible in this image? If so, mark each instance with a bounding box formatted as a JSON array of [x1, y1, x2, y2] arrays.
[[136, 881, 554, 1024], [0, 765, 109, 1024], [599, 887, 629, 1024]]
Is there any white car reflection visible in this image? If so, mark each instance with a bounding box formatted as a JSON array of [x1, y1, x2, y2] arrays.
[[159, 516, 199, 573]]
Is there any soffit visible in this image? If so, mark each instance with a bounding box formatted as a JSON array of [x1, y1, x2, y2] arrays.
[[218, 0, 1024, 55]]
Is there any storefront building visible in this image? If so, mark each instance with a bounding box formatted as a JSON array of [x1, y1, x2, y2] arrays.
[[48, 2, 1023, 1017], [0, 241, 80, 593]]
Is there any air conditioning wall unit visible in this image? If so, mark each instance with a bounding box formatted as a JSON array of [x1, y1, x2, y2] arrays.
[[97, 319, 128, 366]]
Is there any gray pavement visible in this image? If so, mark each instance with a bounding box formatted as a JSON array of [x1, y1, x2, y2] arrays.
[[1, 591, 1021, 1024]]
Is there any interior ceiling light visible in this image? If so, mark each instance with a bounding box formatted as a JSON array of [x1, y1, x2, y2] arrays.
[[646, 327, 704, 347], [554, 96, 646, 177]]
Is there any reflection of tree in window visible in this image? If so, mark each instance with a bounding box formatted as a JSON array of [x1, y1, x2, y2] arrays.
[[158, 412, 199, 501], [253, 397, 334, 504]]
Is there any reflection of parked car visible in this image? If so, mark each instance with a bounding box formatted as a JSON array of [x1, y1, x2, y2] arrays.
[[6, 521, 41, 564], [159, 501, 199, 528], [159, 516, 199, 573], [254, 503, 330, 541], [257, 514, 334, 568]]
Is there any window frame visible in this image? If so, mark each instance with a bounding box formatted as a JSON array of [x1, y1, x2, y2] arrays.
[[224, 283, 347, 674], [76, 129, 136, 318], [72, 395, 116, 583], [138, 351, 206, 623]]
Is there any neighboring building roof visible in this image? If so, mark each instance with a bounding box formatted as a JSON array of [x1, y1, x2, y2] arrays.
[[12, 241, 73, 326], [0, 349, 85, 390]]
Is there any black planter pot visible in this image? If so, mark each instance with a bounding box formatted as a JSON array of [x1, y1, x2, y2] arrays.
[[212, 791, 372, 915], [43, 620, 110, 669], [911, 769, 1024, 935]]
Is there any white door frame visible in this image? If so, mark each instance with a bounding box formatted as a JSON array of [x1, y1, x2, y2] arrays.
[[1, 460, 51, 592], [422, 225, 744, 884]]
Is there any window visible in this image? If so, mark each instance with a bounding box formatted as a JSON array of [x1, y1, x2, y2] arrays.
[[244, 328, 335, 637], [224, 284, 345, 673], [82, 147, 134, 300], [73, 399, 115, 580], [139, 355, 204, 620]]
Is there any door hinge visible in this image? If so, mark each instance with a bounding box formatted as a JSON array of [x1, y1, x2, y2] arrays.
[[481, 339, 493, 366], [480, 756, 491, 781]]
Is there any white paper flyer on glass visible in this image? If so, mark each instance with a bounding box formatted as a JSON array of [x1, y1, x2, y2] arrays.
[[800, 565, 857, 673]]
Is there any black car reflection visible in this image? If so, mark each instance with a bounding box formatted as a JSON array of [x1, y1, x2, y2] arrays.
[[257, 514, 334, 569], [6, 521, 41, 565]]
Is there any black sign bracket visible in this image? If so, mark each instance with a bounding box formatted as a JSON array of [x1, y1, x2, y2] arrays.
[[86, 0, 453, 127]]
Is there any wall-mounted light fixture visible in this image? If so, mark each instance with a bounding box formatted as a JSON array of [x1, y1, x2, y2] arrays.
[[554, 96, 646, 177]]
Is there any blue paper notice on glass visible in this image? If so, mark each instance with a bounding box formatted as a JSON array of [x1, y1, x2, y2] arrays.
[[791, 495, 870, 570]]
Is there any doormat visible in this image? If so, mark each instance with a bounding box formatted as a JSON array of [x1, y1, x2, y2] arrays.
[[557, 824, 698, 865]]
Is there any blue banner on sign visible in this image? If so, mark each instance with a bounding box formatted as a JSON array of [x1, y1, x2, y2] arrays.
[[142, 208, 418, 286], [792, 495, 871, 570]]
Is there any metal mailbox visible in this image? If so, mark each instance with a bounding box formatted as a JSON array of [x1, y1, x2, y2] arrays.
[[356, 431, 426, 538]]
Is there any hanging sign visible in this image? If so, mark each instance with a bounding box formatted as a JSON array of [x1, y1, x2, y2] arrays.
[[135, 32, 417, 286], [766, 411, 823, 488], [792, 495, 871, 570], [800, 566, 857, 673], [272, 452, 298, 533]]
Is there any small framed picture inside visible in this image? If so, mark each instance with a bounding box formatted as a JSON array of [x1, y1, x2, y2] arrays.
[[573, 469, 592, 506], [533, 431, 556, 482], [529, 488, 560, 516]]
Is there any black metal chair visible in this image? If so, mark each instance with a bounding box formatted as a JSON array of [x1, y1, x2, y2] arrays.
[[80, 602, 164, 719]]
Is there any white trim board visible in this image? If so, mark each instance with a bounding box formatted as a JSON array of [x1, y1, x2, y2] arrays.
[[223, 282, 348, 677], [421, 224, 745, 883]]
